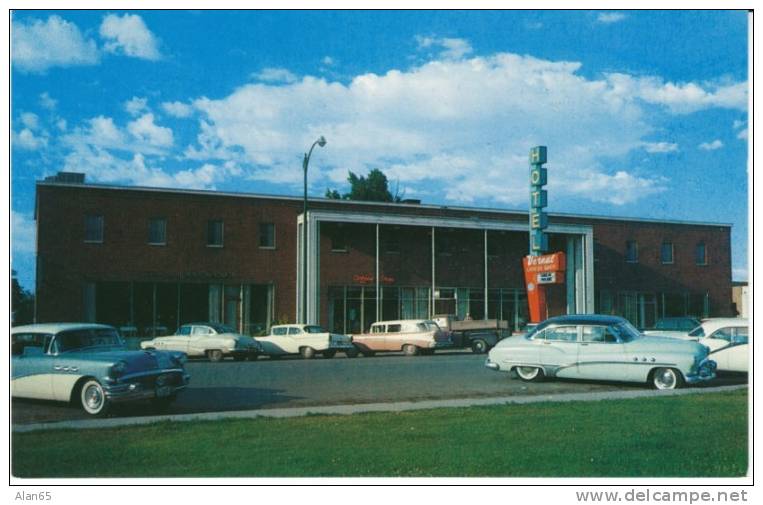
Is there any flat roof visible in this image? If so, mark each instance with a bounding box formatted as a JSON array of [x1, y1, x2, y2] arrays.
[[36, 180, 732, 228]]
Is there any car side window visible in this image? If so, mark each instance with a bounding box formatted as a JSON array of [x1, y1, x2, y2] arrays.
[[12, 333, 52, 356], [191, 326, 212, 336], [581, 326, 616, 343], [177, 326, 192, 336], [709, 327, 734, 342], [387, 324, 402, 333], [544, 326, 578, 342], [371, 325, 385, 334], [731, 327, 748, 344], [271, 327, 287, 336], [288, 327, 302, 335]]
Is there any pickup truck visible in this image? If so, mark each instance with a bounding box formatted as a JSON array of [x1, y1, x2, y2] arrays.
[[432, 315, 510, 353]]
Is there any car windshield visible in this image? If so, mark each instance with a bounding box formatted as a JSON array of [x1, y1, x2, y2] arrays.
[[417, 321, 439, 331], [304, 325, 327, 334], [687, 326, 705, 337], [208, 323, 236, 334], [611, 322, 641, 342], [56, 328, 124, 352]]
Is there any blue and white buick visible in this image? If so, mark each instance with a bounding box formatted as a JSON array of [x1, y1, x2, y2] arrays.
[[485, 315, 716, 389], [12, 323, 190, 416]]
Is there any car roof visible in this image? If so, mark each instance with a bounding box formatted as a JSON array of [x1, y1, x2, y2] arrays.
[[538, 314, 628, 328], [700, 318, 748, 329], [11, 322, 116, 334]]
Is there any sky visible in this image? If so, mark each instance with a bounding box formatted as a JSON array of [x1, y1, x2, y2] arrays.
[[10, 9, 749, 291]]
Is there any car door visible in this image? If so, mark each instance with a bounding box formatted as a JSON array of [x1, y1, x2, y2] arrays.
[[186, 325, 214, 356], [257, 327, 289, 354], [576, 325, 628, 381], [287, 326, 304, 352], [11, 332, 54, 400], [726, 327, 749, 372], [537, 325, 580, 379], [705, 326, 747, 372], [385, 323, 403, 351]]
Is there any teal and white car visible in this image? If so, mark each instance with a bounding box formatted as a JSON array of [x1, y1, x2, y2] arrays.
[[485, 315, 716, 390], [256, 324, 356, 359], [12, 323, 190, 416]]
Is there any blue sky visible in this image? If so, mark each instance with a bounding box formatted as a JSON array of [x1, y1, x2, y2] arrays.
[[11, 10, 749, 291]]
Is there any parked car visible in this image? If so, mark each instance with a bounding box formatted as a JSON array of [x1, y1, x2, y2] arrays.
[[11, 323, 190, 416], [256, 324, 356, 359], [643, 317, 701, 338], [485, 315, 716, 389], [140, 322, 263, 362], [683, 318, 748, 373], [432, 314, 509, 353], [352, 319, 452, 356]]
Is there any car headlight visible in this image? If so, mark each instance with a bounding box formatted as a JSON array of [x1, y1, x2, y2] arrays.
[[109, 360, 128, 378]]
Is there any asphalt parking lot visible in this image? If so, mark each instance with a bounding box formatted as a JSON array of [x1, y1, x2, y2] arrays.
[[11, 350, 747, 425]]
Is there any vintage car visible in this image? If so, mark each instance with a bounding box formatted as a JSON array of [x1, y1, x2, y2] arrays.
[[140, 322, 263, 362], [11, 323, 190, 416], [255, 324, 356, 359], [351, 319, 452, 356], [485, 315, 716, 389], [642, 317, 702, 338], [683, 318, 748, 373]]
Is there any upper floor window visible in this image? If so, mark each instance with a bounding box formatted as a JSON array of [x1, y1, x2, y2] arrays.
[[207, 220, 224, 247], [695, 242, 707, 265], [84, 214, 103, 243], [625, 240, 638, 263], [259, 222, 276, 248], [148, 218, 167, 245], [661, 241, 674, 264]]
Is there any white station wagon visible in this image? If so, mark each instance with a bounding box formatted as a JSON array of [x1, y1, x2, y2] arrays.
[[141, 322, 263, 362], [256, 324, 356, 359], [486, 315, 716, 390]]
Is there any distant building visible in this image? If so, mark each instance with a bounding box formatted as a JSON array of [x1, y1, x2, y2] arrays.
[[34, 173, 734, 336], [731, 281, 748, 318]]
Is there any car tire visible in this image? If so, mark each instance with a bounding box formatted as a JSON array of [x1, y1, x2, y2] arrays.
[[651, 367, 684, 390], [207, 349, 224, 362], [471, 339, 488, 354], [403, 344, 419, 356], [515, 366, 544, 382], [300, 346, 316, 359], [345, 347, 360, 358], [323, 350, 337, 359], [80, 379, 110, 416]]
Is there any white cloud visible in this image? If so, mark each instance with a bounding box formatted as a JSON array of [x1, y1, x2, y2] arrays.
[[99, 13, 161, 60], [642, 141, 678, 153], [12, 15, 99, 72], [698, 139, 724, 151], [39, 92, 57, 110], [253, 67, 298, 83], [161, 101, 194, 118], [416, 36, 473, 60], [597, 12, 627, 24], [124, 96, 149, 116], [733, 119, 748, 140], [322, 56, 335, 66], [557, 170, 667, 205], [20, 112, 39, 130], [737, 128, 748, 140], [127, 113, 174, 148], [13, 128, 47, 150], [606, 74, 747, 114], [87, 116, 126, 146], [12, 211, 36, 254]]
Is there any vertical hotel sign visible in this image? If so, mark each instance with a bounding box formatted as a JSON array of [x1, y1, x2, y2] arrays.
[[523, 146, 565, 323]]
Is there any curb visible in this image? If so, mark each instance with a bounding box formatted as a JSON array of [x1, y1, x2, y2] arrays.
[[13, 384, 747, 433]]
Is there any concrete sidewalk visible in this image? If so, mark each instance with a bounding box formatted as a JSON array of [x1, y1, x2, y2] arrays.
[[12, 384, 746, 433]]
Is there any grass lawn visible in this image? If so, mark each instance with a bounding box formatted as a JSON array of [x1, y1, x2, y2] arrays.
[[12, 390, 748, 478]]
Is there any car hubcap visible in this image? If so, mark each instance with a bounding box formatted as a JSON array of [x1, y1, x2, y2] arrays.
[[85, 385, 103, 411], [518, 367, 538, 379], [655, 369, 676, 389]]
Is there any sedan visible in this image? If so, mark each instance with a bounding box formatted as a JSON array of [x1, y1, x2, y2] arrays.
[[141, 322, 263, 362], [485, 315, 716, 390], [12, 323, 189, 416], [685, 318, 748, 373]]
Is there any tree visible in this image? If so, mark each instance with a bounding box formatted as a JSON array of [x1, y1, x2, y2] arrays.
[[11, 270, 34, 325], [325, 168, 403, 202]]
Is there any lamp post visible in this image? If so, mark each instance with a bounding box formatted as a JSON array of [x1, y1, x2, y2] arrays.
[[302, 136, 327, 324]]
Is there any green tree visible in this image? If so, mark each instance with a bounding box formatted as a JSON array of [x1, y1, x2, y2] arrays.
[[325, 168, 402, 202], [11, 270, 34, 325]]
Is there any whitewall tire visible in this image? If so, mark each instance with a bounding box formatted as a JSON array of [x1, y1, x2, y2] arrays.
[[80, 379, 110, 416]]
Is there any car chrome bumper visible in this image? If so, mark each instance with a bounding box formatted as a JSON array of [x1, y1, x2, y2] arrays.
[[484, 358, 500, 371], [105, 371, 190, 402], [685, 359, 717, 384]]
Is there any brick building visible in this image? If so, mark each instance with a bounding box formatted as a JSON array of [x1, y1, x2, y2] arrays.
[[33, 176, 733, 335]]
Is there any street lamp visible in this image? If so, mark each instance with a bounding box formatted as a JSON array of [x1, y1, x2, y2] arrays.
[[302, 136, 327, 324]]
